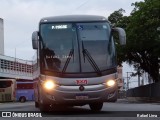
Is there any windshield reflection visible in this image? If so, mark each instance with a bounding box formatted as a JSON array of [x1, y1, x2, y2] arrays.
[[43, 47, 61, 71]]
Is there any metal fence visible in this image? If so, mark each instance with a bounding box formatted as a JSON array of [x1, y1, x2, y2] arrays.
[[118, 90, 126, 99], [127, 82, 160, 102]]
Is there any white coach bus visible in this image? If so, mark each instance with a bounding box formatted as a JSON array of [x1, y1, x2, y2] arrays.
[[0, 79, 16, 102], [32, 15, 126, 112]]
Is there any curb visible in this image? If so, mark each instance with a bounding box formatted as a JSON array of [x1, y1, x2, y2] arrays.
[[117, 99, 129, 103], [127, 97, 160, 103]]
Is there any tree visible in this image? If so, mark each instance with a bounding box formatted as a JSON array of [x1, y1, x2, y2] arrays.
[[108, 9, 129, 65], [108, 0, 160, 82]]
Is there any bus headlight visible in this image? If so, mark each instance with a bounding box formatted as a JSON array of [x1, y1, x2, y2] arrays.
[[43, 80, 56, 90], [106, 80, 115, 87]]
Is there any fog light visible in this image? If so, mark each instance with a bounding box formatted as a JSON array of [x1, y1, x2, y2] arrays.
[[43, 80, 56, 90], [108, 92, 115, 99], [106, 80, 115, 87]]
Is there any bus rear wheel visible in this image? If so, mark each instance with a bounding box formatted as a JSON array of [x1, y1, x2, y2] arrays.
[[89, 102, 103, 111], [19, 97, 26, 103]]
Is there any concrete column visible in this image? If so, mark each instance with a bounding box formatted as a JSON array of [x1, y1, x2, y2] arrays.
[[0, 18, 4, 55]]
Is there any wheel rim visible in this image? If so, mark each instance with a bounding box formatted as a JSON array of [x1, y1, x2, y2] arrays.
[[20, 97, 25, 102]]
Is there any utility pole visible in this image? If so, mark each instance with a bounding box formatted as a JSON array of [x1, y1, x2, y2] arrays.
[[123, 77, 129, 91], [15, 48, 16, 62], [127, 72, 129, 90], [126, 72, 133, 90], [137, 64, 142, 86], [158, 57, 160, 81], [138, 70, 140, 86]]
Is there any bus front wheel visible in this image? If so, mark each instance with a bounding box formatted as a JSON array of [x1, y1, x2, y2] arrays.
[[89, 102, 103, 111], [39, 103, 50, 112], [35, 101, 39, 108]]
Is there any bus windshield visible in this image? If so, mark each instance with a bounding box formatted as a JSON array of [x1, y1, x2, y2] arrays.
[[40, 22, 116, 75], [0, 81, 12, 88]]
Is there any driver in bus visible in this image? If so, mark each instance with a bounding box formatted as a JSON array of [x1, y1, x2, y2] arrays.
[[43, 47, 61, 71]]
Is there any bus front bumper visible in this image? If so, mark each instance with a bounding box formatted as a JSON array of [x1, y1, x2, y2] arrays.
[[39, 84, 117, 105]]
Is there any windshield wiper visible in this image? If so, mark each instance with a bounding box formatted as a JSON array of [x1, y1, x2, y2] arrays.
[[62, 39, 74, 74], [62, 49, 74, 74], [82, 41, 102, 76]]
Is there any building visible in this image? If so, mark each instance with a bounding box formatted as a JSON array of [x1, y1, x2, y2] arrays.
[[0, 18, 4, 55]]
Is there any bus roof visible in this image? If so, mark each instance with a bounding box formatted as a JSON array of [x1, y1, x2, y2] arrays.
[[0, 79, 16, 81], [40, 15, 109, 23], [17, 82, 33, 84]]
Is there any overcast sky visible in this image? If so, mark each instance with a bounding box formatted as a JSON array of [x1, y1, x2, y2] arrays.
[[0, 0, 144, 87], [0, 0, 143, 60]]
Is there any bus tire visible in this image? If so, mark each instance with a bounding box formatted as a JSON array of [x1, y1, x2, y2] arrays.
[[39, 103, 50, 112], [111, 99, 117, 103], [35, 101, 39, 108], [19, 96, 26, 103], [89, 102, 103, 111]]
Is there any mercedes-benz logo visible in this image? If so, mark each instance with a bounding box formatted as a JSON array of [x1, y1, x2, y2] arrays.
[[79, 85, 85, 91]]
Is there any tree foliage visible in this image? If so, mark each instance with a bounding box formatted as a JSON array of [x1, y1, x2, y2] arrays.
[[108, 0, 160, 82]]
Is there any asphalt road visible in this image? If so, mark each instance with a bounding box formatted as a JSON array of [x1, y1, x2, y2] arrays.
[[0, 99, 160, 120]]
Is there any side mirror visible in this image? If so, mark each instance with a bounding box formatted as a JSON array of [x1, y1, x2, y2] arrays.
[[112, 27, 126, 45], [32, 31, 39, 49]]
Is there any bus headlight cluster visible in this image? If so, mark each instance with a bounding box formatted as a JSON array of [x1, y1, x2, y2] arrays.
[[43, 80, 56, 90], [106, 80, 115, 87]]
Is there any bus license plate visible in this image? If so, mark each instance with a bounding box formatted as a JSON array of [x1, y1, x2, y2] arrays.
[[76, 94, 88, 100]]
